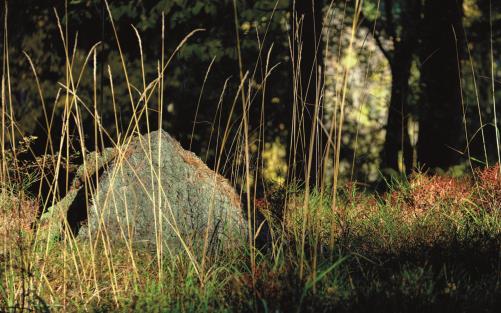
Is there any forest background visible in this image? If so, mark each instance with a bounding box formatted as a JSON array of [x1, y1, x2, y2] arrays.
[[3, 0, 501, 188]]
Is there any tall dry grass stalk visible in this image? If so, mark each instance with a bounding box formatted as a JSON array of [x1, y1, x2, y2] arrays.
[[287, 0, 365, 283]]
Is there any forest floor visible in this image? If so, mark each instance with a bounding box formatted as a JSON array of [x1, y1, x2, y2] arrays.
[[1, 165, 500, 312]]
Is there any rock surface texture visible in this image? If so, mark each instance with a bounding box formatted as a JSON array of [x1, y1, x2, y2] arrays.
[[42, 130, 244, 250]]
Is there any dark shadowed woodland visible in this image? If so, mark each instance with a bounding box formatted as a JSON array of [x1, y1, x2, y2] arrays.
[[1, 0, 501, 312]]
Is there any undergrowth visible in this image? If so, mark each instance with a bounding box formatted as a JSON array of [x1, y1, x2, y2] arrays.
[[1, 165, 500, 312]]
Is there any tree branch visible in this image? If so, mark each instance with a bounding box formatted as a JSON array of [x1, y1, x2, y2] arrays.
[[373, 30, 393, 67], [358, 13, 394, 67]]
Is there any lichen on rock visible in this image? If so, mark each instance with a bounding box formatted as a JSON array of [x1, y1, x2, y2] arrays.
[[40, 129, 244, 252]]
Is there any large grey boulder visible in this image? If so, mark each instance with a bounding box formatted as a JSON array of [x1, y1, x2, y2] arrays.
[[40, 130, 244, 251]]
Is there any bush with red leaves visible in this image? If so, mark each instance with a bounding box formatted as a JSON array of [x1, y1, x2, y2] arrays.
[[382, 173, 472, 221], [473, 164, 501, 212], [408, 174, 472, 213]]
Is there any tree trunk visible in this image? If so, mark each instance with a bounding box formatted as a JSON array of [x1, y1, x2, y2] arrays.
[[380, 0, 422, 174], [288, 0, 325, 187], [382, 48, 414, 173], [418, 0, 465, 169]]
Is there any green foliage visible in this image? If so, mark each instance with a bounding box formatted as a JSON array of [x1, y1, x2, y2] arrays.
[[6, 0, 291, 165]]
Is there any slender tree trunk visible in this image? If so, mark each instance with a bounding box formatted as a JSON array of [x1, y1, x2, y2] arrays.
[[380, 0, 422, 174], [382, 49, 414, 173], [288, 0, 325, 187], [418, 0, 464, 169]]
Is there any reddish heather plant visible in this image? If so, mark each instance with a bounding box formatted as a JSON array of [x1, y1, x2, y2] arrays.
[[0, 192, 38, 250], [343, 182, 378, 219], [231, 262, 300, 311], [408, 174, 472, 213], [473, 164, 501, 212], [254, 197, 270, 213]]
